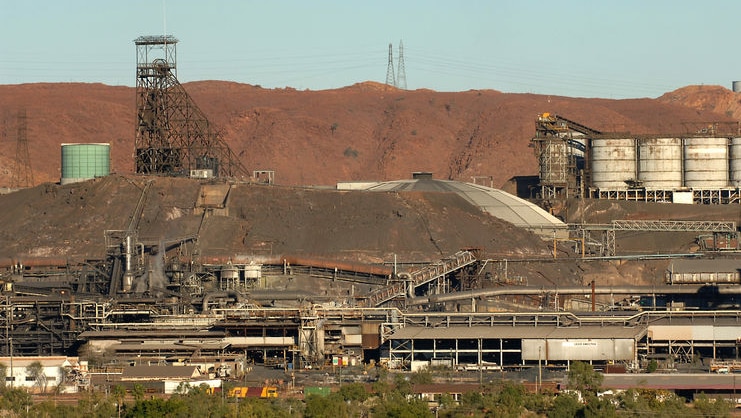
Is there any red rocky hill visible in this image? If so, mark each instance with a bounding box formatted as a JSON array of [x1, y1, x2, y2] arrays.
[[0, 82, 739, 189]]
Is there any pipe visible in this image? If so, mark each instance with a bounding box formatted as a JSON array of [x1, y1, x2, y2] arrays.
[[202, 291, 243, 312], [591, 280, 595, 312], [125, 235, 132, 273], [412, 284, 741, 305]]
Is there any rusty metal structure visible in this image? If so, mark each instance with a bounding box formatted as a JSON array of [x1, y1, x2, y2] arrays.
[[13, 109, 34, 188], [134, 35, 247, 178]]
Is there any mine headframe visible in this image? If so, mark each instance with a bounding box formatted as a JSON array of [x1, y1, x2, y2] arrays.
[[134, 35, 248, 179]]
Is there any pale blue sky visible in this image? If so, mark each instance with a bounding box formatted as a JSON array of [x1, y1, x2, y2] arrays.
[[1, 0, 739, 98]]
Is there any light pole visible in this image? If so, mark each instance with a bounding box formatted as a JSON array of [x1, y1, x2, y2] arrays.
[[538, 345, 542, 394]]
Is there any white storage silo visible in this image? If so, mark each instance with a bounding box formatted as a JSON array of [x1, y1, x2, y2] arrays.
[[638, 138, 683, 190], [683, 137, 728, 188], [729, 138, 741, 187], [590, 138, 636, 190]]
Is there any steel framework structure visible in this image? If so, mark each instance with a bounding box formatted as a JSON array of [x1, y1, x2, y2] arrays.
[[134, 35, 247, 178]]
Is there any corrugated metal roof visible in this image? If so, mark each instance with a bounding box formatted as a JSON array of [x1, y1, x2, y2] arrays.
[[603, 373, 739, 390], [0, 356, 78, 368], [113, 341, 230, 352], [668, 258, 741, 274], [389, 325, 645, 340], [121, 365, 200, 380]]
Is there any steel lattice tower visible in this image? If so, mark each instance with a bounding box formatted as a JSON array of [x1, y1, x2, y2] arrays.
[[396, 40, 407, 90], [13, 109, 34, 188], [134, 35, 247, 178], [385, 43, 396, 87]]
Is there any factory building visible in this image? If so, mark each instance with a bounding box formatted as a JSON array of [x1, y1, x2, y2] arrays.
[[385, 310, 741, 371]]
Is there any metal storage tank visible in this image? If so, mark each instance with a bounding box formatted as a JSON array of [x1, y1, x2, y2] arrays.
[[60, 143, 110, 185], [590, 138, 636, 189], [539, 139, 568, 184], [729, 138, 741, 187], [733, 81, 741, 93], [637, 138, 682, 189], [244, 263, 262, 280], [683, 137, 729, 188]]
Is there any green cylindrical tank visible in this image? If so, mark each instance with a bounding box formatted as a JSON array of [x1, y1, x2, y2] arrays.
[[60, 143, 110, 185]]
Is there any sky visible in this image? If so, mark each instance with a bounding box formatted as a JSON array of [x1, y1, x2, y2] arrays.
[[1, 0, 741, 99]]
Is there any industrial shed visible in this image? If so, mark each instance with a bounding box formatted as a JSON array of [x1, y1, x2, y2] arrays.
[[520, 326, 642, 362], [387, 324, 645, 367], [646, 315, 741, 361]]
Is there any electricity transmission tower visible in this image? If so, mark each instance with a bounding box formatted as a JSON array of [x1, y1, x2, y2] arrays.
[[385, 41, 407, 90], [385, 43, 396, 87], [396, 40, 407, 90], [13, 109, 34, 188]]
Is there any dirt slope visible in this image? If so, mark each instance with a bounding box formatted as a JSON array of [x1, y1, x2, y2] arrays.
[[0, 82, 738, 190], [0, 175, 553, 266]]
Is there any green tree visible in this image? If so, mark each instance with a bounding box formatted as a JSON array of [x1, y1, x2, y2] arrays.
[[25, 360, 47, 393], [409, 369, 433, 385], [305, 393, 349, 418], [494, 381, 526, 418], [567, 361, 603, 397], [548, 391, 583, 418], [112, 384, 127, 417], [131, 383, 145, 402], [393, 373, 412, 396], [0, 362, 6, 388], [692, 393, 732, 418], [0, 387, 32, 414], [372, 391, 433, 418], [339, 382, 369, 402], [124, 397, 185, 418], [76, 391, 117, 418]]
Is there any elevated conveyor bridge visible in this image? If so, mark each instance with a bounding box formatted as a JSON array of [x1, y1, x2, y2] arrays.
[[363, 250, 477, 307]]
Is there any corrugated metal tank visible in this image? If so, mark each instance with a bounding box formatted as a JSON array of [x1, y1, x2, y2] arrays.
[[60, 143, 110, 185], [729, 138, 741, 187], [683, 137, 728, 188], [539, 139, 568, 184], [590, 138, 636, 190], [637, 138, 682, 189]]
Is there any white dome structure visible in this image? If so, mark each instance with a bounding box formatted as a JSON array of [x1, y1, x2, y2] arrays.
[[339, 175, 567, 240]]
